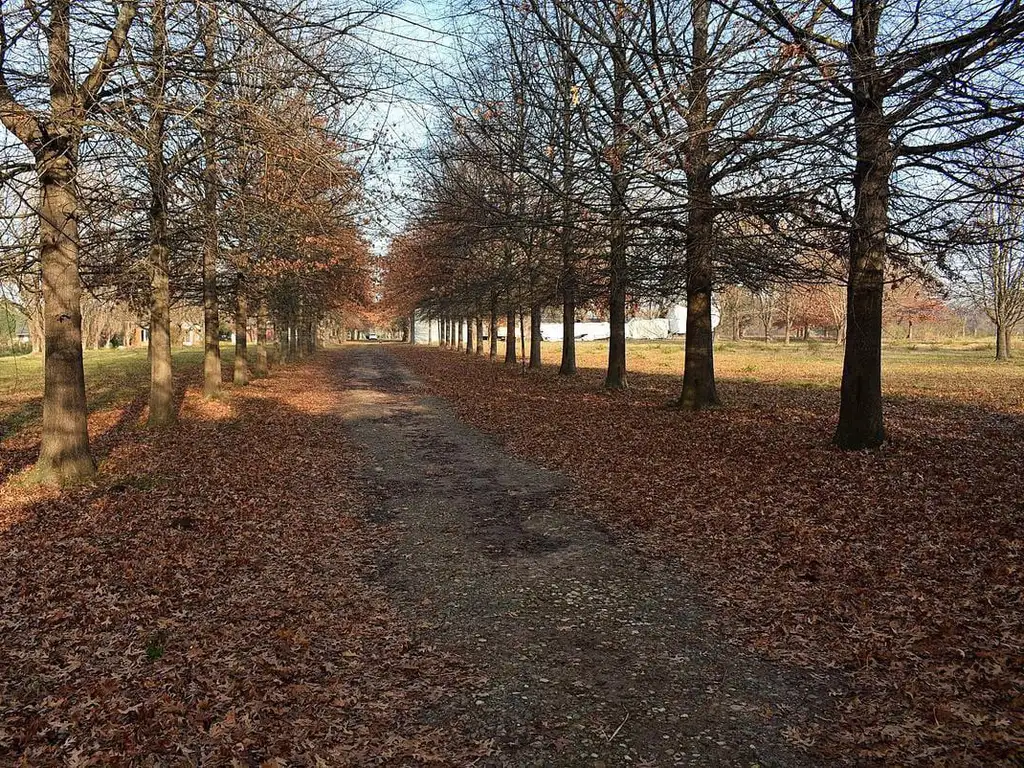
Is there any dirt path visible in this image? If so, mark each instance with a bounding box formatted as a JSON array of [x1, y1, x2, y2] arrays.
[[333, 345, 834, 767]]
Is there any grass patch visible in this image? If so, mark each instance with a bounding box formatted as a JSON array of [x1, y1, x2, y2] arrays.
[[0, 346, 234, 441], [490, 336, 1024, 412]]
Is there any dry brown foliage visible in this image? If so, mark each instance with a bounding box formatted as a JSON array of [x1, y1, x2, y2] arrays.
[[395, 345, 1023, 766], [0, 360, 490, 765]]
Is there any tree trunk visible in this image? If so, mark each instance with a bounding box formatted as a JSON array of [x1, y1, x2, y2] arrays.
[[465, 316, 473, 355], [456, 317, 464, 351], [678, 0, 718, 410], [146, 0, 173, 428], [296, 317, 306, 358], [146, 203, 172, 426], [529, 302, 543, 368], [558, 35, 577, 377], [678, 195, 718, 409], [255, 299, 268, 376], [35, 151, 96, 482], [234, 286, 249, 385], [475, 316, 484, 355], [605, 17, 628, 390], [836, 16, 889, 450], [560, 278, 577, 374], [995, 322, 1009, 360], [505, 307, 517, 364], [201, 2, 221, 398], [489, 299, 498, 359]]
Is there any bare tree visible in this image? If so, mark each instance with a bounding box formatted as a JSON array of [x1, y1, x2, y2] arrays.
[[0, 0, 138, 482], [755, 286, 776, 342], [954, 180, 1024, 360], [752, 0, 1024, 448]]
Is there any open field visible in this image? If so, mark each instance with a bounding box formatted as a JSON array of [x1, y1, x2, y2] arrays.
[[490, 336, 1024, 412], [0, 347, 207, 441], [395, 338, 1024, 764], [3, 339, 1021, 763], [0, 354, 488, 764], [0, 347, 246, 486]]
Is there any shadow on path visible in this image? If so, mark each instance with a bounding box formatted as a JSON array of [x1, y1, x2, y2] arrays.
[[331, 345, 836, 767]]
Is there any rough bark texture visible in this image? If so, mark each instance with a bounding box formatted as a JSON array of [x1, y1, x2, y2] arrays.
[[30, 0, 133, 481], [489, 302, 498, 359], [201, 2, 221, 398], [505, 308, 517, 365], [255, 300, 269, 376], [560, 279, 577, 375], [147, 194, 173, 425], [234, 288, 249, 386], [836, 1, 889, 450], [677, 0, 718, 410], [995, 323, 1009, 360], [146, 0, 173, 427], [604, 20, 628, 390], [558, 54, 577, 378], [35, 153, 96, 482], [529, 303, 542, 369]]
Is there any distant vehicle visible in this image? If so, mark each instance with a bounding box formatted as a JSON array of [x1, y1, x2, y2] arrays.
[[367, 332, 379, 340]]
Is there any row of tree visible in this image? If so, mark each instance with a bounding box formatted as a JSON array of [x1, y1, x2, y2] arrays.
[[0, 0, 380, 483], [384, 0, 1024, 448]]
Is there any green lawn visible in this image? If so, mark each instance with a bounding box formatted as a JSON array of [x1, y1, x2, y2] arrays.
[[492, 336, 1024, 412], [0, 347, 214, 439]]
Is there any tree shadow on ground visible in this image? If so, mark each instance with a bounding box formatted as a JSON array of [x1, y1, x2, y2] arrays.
[[391, 345, 1024, 765], [0, 357, 485, 765], [0, 367, 199, 486]]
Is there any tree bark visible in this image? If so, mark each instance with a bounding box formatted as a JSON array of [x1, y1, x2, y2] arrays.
[[489, 299, 498, 359], [605, 13, 628, 390], [529, 302, 543, 368], [678, 194, 718, 409], [201, 2, 222, 398], [836, 4, 890, 450], [560, 276, 577, 374], [465, 316, 473, 355], [35, 152, 96, 481], [677, 0, 718, 410], [504, 306, 517, 364], [234, 284, 249, 385], [475, 316, 484, 355], [34, 0, 97, 481], [996, 322, 1010, 360], [146, 0, 174, 428], [146, 191, 172, 426], [255, 299, 268, 376]]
